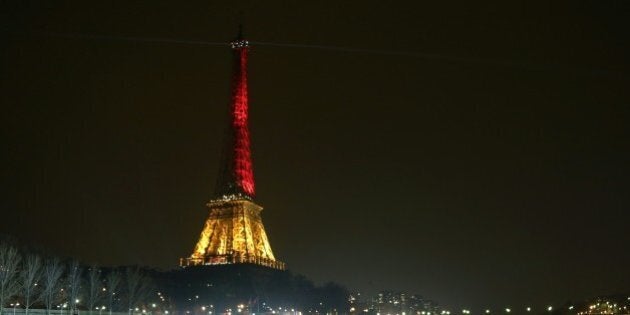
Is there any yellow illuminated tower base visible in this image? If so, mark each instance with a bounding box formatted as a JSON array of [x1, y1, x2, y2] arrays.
[[180, 199, 285, 270]]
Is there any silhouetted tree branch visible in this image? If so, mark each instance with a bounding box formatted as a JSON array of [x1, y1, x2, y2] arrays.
[[0, 242, 21, 315]]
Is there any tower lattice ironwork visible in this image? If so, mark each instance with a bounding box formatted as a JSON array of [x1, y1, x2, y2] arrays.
[[214, 34, 255, 200], [180, 32, 285, 270]]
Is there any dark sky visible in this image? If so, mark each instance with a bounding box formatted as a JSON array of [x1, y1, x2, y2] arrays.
[[1, 1, 629, 311]]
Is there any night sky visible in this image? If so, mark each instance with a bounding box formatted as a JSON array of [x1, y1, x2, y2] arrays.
[[1, 1, 629, 311]]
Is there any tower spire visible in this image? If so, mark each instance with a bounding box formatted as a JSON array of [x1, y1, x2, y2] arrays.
[[214, 30, 254, 200]]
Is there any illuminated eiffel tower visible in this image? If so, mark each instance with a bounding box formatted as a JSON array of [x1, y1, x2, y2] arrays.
[[179, 31, 285, 270]]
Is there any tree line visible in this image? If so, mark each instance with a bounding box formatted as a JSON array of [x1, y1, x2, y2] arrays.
[[1, 237, 350, 314], [0, 241, 167, 315]]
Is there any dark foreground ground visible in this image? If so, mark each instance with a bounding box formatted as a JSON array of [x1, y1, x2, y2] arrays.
[[154, 264, 349, 313]]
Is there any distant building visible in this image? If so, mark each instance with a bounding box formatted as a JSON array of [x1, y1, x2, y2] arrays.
[[352, 291, 440, 315], [576, 296, 630, 315]]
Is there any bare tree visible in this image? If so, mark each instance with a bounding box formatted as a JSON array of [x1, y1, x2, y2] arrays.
[[125, 267, 153, 315], [0, 243, 21, 315], [105, 271, 121, 315], [85, 265, 103, 314], [67, 260, 83, 314], [41, 258, 64, 315], [21, 254, 43, 315]]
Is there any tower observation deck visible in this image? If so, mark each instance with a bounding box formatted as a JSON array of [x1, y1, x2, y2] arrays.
[[179, 33, 285, 270]]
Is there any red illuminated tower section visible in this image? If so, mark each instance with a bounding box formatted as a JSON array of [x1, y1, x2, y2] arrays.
[[181, 33, 285, 270], [215, 35, 255, 199]]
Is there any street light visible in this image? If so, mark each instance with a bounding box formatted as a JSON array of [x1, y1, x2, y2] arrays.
[[12, 302, 21, 315]]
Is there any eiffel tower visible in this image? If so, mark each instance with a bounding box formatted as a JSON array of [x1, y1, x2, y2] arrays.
[[179, 31, 285, 270]]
